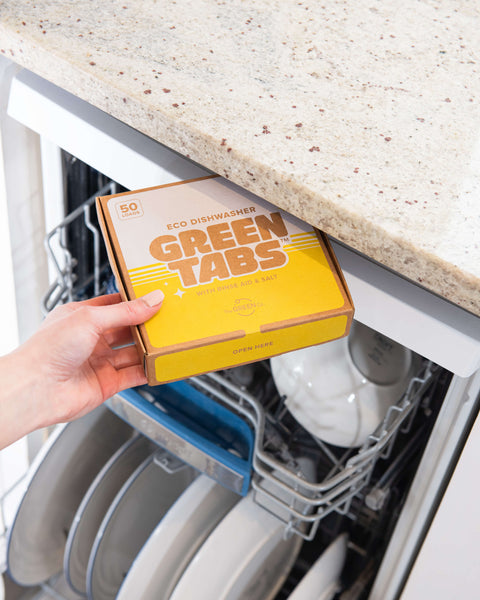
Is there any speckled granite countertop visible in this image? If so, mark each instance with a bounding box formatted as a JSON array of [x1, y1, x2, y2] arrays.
[[0, 0, 479, 315]]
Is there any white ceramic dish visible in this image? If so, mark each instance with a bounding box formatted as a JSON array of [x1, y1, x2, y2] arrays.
[[117, 475, 239, 600], [86, 451, 195, 600], [287, 533, 348, 600], [271, 321, 414, 447], [64, 434, 154, 595], [170, 490, 303, 600], [6, 406, 132, 586]]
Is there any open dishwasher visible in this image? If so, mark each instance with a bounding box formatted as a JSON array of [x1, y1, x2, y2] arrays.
[[0, 65, 480, 600]]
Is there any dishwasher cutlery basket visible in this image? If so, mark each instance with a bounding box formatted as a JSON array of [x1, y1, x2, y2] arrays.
[[106, 381, 254, 497]]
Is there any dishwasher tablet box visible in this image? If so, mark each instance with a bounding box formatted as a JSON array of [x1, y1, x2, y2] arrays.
[[96, 176, 354, 385]]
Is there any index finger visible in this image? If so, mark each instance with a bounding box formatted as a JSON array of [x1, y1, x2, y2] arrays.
[[79, 293, 122, 307]]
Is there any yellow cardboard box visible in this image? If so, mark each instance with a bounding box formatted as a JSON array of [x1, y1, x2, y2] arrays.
[[96, 176, 354, 385]]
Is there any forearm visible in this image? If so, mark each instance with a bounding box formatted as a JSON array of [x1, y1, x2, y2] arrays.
[[0, 349, 45, 450]]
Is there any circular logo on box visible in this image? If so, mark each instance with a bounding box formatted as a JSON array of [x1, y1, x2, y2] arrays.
[[229, 297, 263, 316], [115, 198, 144, 220]]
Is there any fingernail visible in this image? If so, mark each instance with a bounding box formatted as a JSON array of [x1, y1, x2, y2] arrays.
[[141, 289, 165, 307]]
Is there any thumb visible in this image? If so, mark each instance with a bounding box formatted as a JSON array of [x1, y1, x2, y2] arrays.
[[89, 289, 164, 333]]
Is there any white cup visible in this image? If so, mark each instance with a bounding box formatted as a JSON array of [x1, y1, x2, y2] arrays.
[[270, 321, 415, 448]]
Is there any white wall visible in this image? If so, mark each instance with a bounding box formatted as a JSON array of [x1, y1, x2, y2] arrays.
[[0, 57, 45, 558]]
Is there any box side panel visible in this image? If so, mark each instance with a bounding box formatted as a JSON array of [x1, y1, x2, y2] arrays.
[[96, 196, 147, 359], [320, 232, 355, 314]]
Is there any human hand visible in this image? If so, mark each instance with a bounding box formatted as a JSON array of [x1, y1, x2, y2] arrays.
[[0, 290, 164, 449]]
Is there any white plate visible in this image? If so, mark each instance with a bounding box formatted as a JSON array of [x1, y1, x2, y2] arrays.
[[287, 533, 348, 600], [6, 406, 133, 586], [271, 321, 414, 447], [170, 490, 303, 600], [117, 475, 239, 600], [64, 434, 154, 595], [86, 451, 196, 600]]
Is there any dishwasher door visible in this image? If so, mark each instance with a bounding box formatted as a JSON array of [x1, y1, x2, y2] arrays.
[[400, 379, 480, 599], [3, 62, 480, 600]]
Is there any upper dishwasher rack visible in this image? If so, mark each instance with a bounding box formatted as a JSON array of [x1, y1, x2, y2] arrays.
[[192, 363, 436, 540], [41, 182, 439, 540]]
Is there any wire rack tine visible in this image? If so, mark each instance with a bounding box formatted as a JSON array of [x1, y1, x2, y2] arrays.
[[41, 182, 115, 313]]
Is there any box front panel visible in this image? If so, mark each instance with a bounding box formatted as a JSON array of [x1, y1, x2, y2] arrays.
[[151, 314, 349, 384]]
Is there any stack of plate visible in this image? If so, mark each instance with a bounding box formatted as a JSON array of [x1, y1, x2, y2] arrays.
[[116, 474, 239, 600], [169, 490, 304, 600], [6, 406, 133, 587], [86, 450, 196, 600], [64, 434, 156, 595]]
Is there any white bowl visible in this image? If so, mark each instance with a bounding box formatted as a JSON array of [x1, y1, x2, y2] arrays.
[[271, 321, 415, 448]]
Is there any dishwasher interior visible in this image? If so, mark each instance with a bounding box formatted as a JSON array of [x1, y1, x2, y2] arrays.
[[0, 153, 466, 600]]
